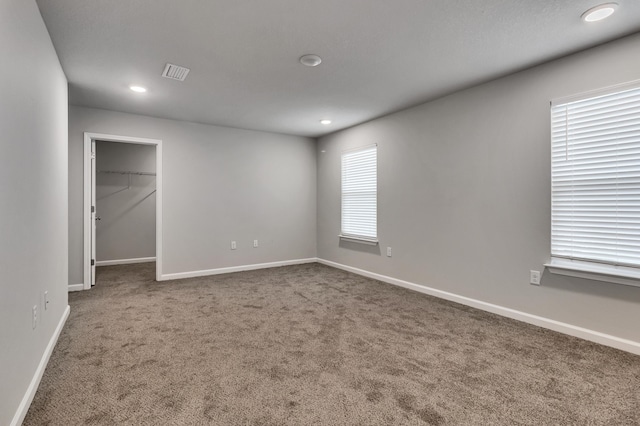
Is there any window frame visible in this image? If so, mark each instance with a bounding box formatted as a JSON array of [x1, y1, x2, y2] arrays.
[[546, 80, 640, 287], [339, 144, 378, 244]]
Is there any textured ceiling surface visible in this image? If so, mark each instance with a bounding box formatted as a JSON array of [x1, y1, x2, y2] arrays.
[[36, 0, 640, 137]]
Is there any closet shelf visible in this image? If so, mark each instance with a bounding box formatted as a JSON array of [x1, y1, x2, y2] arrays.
[[97, 170, 156, 176]]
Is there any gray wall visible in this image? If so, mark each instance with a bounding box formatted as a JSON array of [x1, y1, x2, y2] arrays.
[[96, 142, 156, 262], [0, 0, 68, 423], [69, 106, 317, 283], [317, 33, 640, 343]]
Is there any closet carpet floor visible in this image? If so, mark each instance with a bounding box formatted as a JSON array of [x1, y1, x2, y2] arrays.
[[24, 262, 640, 425]]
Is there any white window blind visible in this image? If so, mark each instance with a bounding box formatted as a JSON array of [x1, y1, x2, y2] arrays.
[[551, 83, 640, 268], [341, 145, 377, 241]]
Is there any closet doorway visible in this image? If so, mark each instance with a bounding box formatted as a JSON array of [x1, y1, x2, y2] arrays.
[[83, 133, 163, 289]]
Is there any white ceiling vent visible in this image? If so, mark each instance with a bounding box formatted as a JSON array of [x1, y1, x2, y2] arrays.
[[162, 63, 190, 81]]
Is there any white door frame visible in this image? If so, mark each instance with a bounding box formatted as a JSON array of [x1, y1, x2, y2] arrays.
[[83, 132, 163, 289]]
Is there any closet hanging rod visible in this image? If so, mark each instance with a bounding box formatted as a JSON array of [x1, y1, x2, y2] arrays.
[[97, 170, 156, 176]]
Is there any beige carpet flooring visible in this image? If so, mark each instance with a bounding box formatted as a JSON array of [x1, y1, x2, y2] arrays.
[[24, 262, 640, 425]]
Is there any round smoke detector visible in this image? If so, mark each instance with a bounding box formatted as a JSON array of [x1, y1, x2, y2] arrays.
[[299, 54, 322, 67]]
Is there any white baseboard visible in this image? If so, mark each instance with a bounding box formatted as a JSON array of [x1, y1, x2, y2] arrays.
[[67, 284, 84, 292], [317, 258, 640, 356], [159, 258, 317, 281], [96, 257, 156, 267], [11, 305, 70, 426]]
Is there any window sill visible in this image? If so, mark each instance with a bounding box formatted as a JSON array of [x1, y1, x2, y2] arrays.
[[544, 258, 640, 288], [338, 235, 379, 245]]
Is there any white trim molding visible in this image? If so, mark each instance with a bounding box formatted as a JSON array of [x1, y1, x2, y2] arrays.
[[159, 258, 317, 281], [551, 78, 640, 106], [96, 257, 156, 267], [317, 258, 640, 356], [338, 235, 379, 245], [67, 284, 84, 292], [83, 132, 163, 288], [545, 258, 640, 288], [11, 305, 70, 426]]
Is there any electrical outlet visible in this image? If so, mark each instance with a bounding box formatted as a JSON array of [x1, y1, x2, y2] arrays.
[[44, 291, 49, 311], [231, 241, 237, 250], [386, 247, 392, 257], [253, 240, 258, 248], [32, 305, 38, 329], [530, 270, 541, 285]]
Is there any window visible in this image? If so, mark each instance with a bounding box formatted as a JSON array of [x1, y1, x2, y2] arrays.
[[341, 145, 377, 243], [550, 82, 640, 275]]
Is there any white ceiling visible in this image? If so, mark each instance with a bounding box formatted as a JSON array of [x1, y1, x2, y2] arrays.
[[36, 0, 640, 137]]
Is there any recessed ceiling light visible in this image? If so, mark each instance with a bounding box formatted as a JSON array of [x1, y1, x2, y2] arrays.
[[320, 119, 332, 125], [129, 85, 147, 93], [582, 3, 618, 22], [300, 54, 322, 67]]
